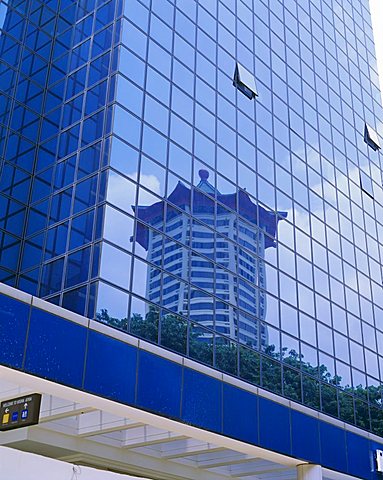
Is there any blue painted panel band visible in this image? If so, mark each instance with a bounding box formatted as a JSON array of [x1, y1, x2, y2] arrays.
[[25, 307, 87, 388], [137, 349, 182, 417], [84, 330, 137, 404], [0, 294, 29, 369]]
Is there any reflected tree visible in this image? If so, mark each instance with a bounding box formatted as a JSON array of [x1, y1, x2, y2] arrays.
[[160, 313, 188, 354], [215, 340, 237, 375], [97, 308, 128, 330], [130, 306, 159, 343]]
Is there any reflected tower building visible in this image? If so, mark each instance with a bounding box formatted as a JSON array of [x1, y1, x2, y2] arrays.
[[134, 169, 287, 348]]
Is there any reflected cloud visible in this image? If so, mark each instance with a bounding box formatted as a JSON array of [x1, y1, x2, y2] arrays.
[[138, 173, 161, 195], [107, 170, 161, 209]]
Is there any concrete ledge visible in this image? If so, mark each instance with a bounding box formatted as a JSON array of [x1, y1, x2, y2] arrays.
[[289, 401, 320, 419], [222, 373, 259, 394], [318, 412, 345, 430], [89, 320, 139, 346], [257, 387, 291, 407], [139, 339, 184, 365], [0, 283, 32, 305], [183, 357, 223, 380], [31, 296, 89, 327]]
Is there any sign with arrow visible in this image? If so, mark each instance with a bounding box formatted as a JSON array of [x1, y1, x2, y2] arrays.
[[0, 394, 41, 431]]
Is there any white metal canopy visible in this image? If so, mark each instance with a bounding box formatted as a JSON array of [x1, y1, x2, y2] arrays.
[[0, 366, 359, 480]]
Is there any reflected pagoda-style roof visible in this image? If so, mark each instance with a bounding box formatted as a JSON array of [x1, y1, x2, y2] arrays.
[[133, 171, 287, 250]]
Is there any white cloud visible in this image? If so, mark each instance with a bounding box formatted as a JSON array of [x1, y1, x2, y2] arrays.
[[106, 171, 161, 211], [138, 173, 161, 197]]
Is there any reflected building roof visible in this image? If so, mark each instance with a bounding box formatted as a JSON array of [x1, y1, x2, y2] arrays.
[[133, 170, 287, 250]]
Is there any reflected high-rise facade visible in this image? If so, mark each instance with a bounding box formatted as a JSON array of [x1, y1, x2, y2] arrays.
[[1, 0, 383, 437], [134, 168, 286, 348]]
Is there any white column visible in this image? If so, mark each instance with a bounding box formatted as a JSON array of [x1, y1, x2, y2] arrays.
[[297, 464, 323, 480]]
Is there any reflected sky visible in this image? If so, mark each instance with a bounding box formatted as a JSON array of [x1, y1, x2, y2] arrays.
[[0, 3, 7, 30]]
